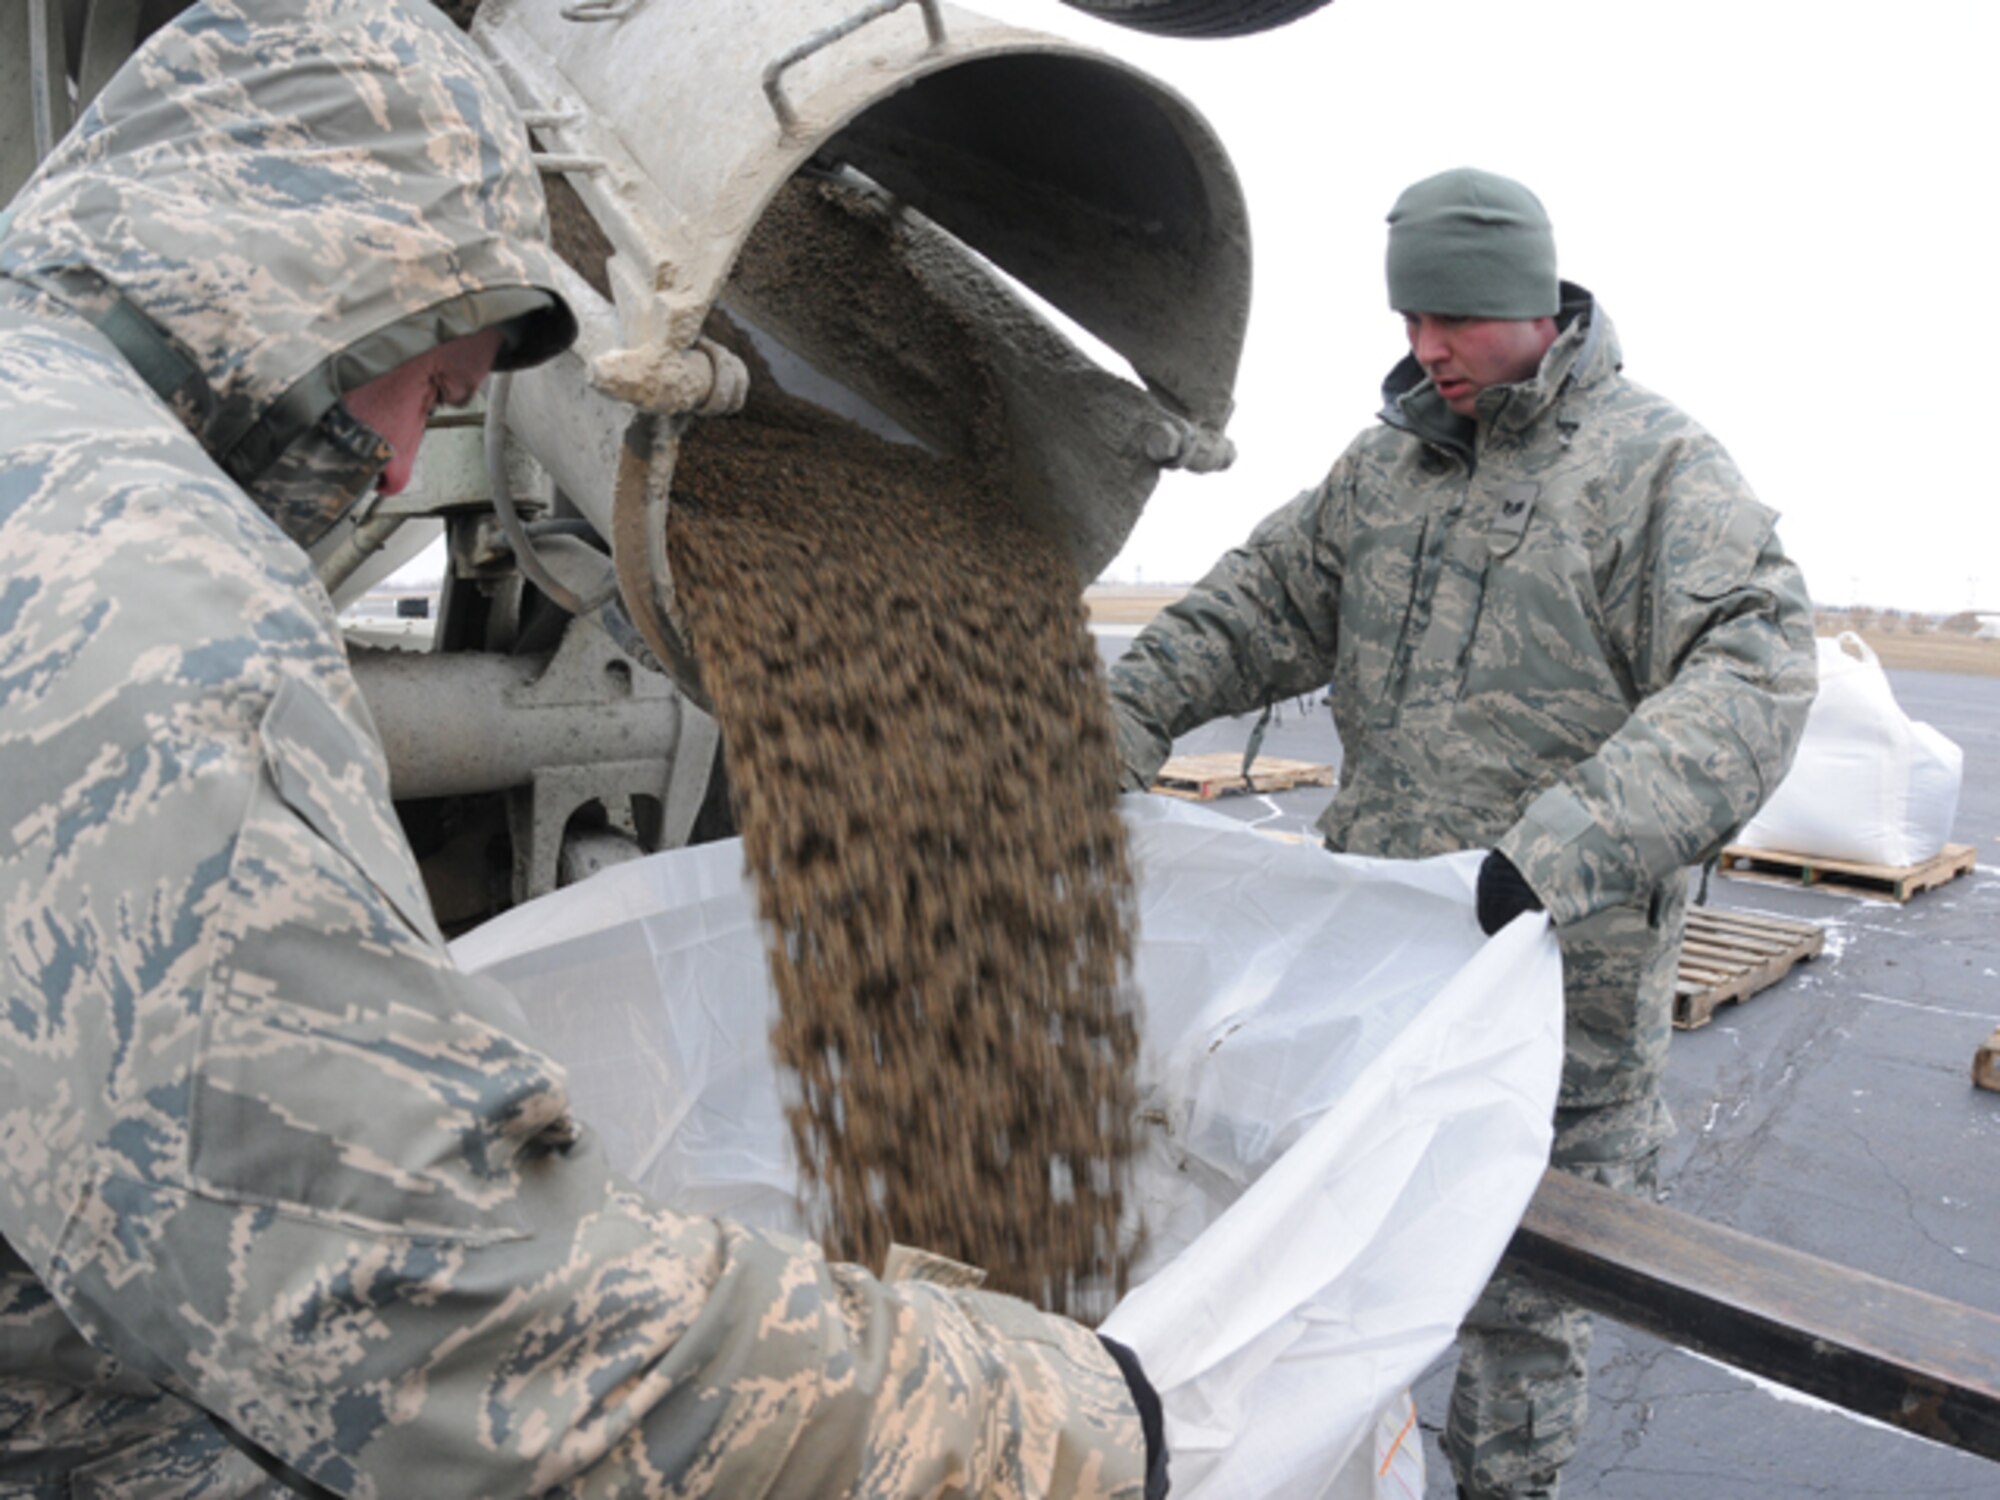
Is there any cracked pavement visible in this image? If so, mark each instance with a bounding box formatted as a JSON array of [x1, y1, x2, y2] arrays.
[[1093, 631, 2000, 1496]]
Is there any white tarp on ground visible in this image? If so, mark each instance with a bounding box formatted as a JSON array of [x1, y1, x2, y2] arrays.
[[455, 796, 1564, 1499], [1735, 632, 1964, 868]]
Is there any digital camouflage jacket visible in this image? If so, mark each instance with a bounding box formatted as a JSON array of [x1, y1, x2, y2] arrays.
[[0, 2, 1145, 1496], [1109, 287, 1816, 1108]]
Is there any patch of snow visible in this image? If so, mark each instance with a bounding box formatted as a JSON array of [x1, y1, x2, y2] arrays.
[[1685, 1353, 1950, 1448], [1855, 991, 2000, 1024]]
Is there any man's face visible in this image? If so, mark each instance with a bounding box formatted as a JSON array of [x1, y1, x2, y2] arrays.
[[1402, 313, 1558, 418], [342, 327, 506, 496]]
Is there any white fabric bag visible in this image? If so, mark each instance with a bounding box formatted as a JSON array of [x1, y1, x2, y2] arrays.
[[1735, 632, 1962, 867], [454, 796, 1564, 1498]]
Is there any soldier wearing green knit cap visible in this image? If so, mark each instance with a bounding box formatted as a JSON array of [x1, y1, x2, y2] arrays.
[[1106, 166, 1818, 1499]]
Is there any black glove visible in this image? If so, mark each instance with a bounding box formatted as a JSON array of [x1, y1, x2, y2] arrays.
[[1476, 850, 1545, 936], [1097, 1334, 1169, 1500]]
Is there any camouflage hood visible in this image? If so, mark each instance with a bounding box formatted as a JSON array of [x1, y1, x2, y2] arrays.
[[0, 0, 574, 505]]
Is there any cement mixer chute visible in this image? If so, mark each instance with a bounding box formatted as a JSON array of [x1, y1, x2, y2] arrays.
[[473, 0, 1254, 700]]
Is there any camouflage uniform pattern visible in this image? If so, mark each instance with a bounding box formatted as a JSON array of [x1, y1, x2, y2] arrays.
[[1107, 285, 1815, 1497], [0, 3, 1146, 1495]]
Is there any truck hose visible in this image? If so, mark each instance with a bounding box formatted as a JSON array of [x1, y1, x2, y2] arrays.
[[483, 371, 617, 619]]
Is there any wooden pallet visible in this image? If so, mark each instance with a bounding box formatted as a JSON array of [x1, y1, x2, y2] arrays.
[[1976, 1028, 2000, 1094], [1674, 906, 1824, 1030], [1717, 842, 1977, 903], [1152, 753, 1336, 802]]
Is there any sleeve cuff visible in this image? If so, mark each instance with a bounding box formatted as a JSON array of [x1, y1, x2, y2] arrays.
[[1497, 783, 1598, 927]]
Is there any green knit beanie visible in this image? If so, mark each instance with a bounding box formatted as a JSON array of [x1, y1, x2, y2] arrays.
[[1385, 168, 1559, 319]]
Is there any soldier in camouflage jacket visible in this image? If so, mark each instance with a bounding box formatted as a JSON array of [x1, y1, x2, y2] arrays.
[[1107, 170, 1815, 1498], [0, 2, 1152, 1495]]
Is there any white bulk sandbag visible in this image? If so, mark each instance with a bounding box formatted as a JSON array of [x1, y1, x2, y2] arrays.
[[454, 796, 1564, 1499], [1735, 632, 1963, 868]]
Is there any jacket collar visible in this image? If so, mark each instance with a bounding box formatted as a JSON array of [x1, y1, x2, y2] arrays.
[[1378, 281, 1619, 461]]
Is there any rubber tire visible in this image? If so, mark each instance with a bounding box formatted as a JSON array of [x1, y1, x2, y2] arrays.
[[1057, 0, 1334, 39]]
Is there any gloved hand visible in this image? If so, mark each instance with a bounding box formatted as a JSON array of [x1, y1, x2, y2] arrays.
[[1475, 850, 1545, 936], [1097, 1335, 1169, 1500]]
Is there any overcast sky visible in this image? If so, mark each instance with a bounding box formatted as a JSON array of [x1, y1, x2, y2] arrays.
[[978, 0, 1998, 611]]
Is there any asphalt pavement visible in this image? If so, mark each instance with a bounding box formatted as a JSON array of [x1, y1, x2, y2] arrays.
[[1093, 628, 2000, 1498]]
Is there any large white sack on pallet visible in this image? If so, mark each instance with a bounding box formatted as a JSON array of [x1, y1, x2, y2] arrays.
[[453, 796, 1564, 1500], [1735, 632, 1963, 868]]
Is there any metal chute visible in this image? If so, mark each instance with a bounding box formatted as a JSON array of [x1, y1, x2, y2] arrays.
[[473, 0, 1252, 694]]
